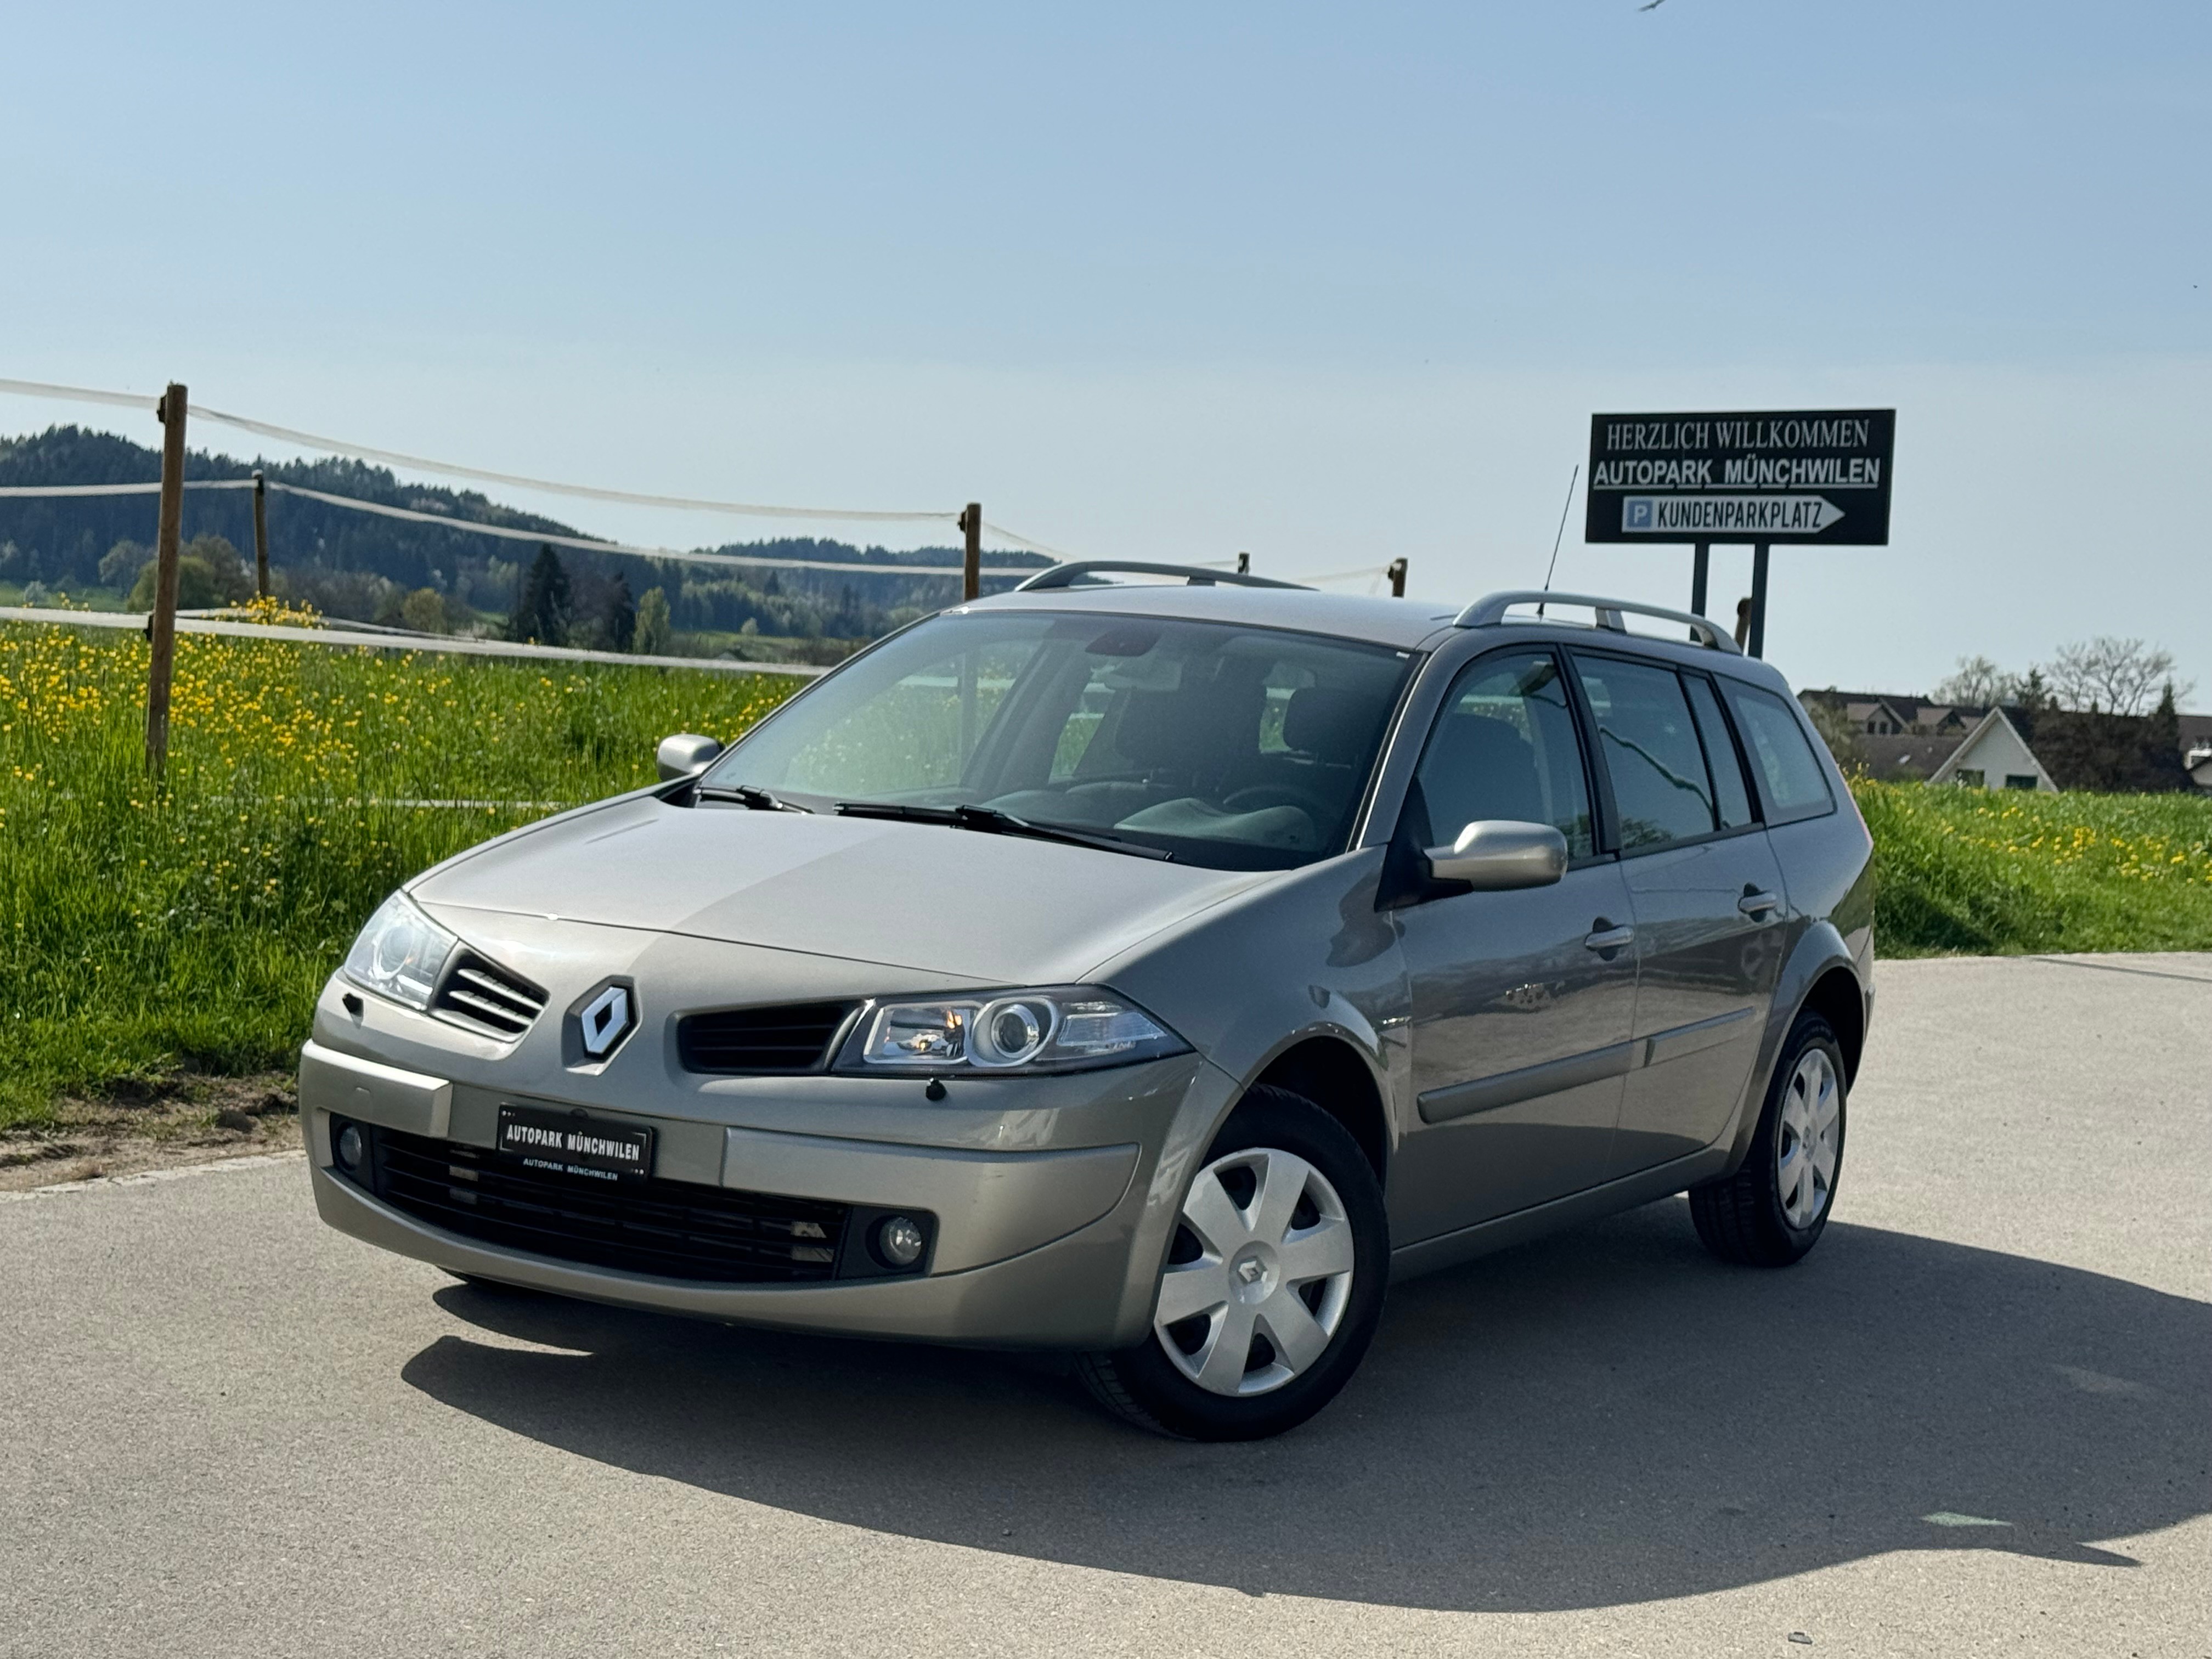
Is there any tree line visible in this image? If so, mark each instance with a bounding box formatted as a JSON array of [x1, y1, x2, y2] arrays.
[[0, 424, 1041, 644]]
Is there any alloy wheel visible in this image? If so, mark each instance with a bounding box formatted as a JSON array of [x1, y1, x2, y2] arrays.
[[1154, 1146, 1357, 1397]]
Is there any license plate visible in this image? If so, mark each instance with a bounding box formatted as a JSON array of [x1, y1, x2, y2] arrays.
[[495, 1105, 655, 1186]]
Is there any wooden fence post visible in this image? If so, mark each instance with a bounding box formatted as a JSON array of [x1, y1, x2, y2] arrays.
[[1386, 557, 1407, 597], [961, 504, 981, 601], [252, 470, 269, 598], [145, 382, 188, 776]]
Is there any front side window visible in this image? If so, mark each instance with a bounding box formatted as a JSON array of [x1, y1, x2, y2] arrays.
[[703, 610, 1414, 871], [1409, 650, 1595, 859], [1573, 656, 1720, 850]]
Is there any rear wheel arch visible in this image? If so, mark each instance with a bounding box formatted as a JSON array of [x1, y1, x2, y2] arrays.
[[1248, 1035, 1391, 1185], [1719, 936, 1865, 1178], [1799, 964, 1868, 1085]]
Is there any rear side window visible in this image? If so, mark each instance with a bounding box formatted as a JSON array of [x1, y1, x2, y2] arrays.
[[1572, 656, 1719, 850], [1722, 682, 1836, 824], [1683, 675, 1756, 829]]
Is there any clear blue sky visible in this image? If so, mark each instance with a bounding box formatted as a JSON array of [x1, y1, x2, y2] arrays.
[[4, 2, 2206, 697]]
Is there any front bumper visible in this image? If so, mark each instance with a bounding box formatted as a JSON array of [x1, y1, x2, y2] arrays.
[[300, 1037, 1235, 1349]]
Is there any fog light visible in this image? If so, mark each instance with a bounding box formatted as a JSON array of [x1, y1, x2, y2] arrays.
[[335, 1122, 364, 1172], [877, 1215, 926, 1268]]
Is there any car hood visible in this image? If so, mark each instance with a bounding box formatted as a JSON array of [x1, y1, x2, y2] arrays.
[[410, 794, 1276, 985]]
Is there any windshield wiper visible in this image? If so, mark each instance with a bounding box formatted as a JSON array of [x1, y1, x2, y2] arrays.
[[696, 783, 812, 813], [834, 801, 1172, 861]]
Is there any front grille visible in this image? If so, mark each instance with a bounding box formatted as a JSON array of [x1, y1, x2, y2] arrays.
[[363, 1124, 849, 1282], [432, 952, 547, 1040], [678, 1000, 857, 1074]]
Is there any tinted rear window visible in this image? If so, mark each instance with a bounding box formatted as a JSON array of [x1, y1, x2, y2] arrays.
[[1684, 674, 1756, 830], [1722, 682, 1835, 824], [1573, 656, 1718, 850]]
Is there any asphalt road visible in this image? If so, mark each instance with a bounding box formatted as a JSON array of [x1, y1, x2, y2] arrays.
[[4, 953, 2207, 1659]]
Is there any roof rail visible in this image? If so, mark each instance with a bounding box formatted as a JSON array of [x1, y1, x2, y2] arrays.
[[1454, 590, 1739, 653], [1014, 560, 1309, 592]]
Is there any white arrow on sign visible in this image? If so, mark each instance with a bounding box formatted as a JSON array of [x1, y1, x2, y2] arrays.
[[1622, 495, 1846, 535]]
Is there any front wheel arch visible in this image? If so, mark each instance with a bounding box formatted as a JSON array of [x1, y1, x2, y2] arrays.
[[1080, 1082, 1391, 1439], [1248, 1034, 1391, 1185]]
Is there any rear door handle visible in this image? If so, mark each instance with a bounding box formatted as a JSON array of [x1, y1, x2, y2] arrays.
[[1738, 890, 1781, 918], [1584, 922, 1635, 953]]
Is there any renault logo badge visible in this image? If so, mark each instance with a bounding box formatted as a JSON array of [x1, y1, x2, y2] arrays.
[[577, 982, 635, 1059]]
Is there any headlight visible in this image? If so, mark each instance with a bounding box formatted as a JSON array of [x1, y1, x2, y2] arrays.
[[342, 891, 458, 1011], [836, 987, 1189, 1075]]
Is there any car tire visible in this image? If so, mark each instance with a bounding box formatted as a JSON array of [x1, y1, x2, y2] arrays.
[[1077, 1084, 1389, 1441], [1690, 1011, 1847, 1267]]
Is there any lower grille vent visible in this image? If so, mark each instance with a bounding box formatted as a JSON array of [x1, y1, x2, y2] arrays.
[[678, 1000, 857, 1074], [364, 1125, 849, 1282], [432, 952, 547, 1040]]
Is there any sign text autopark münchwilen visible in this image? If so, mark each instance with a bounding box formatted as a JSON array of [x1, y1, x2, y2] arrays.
[[1584, 409, 1895, 546]]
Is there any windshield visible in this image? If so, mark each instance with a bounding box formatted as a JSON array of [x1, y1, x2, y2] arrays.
[[701, 610, 1416, 870]]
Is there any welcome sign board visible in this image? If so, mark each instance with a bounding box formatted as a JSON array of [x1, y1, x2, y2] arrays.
[[1584, 409, 1894, 545]]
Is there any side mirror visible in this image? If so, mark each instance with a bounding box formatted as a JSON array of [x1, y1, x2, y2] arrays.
[[1424, 820, 1569, 890], [656, 732, 723, 781]]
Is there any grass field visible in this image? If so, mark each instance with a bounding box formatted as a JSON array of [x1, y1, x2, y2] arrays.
[[3, 616, 2208, 1131], [1855, 780, 2212, 958], [1, 616, 798, 1130]]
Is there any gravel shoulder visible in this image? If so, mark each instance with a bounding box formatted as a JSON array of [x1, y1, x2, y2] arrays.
[[0, 1074, 299, 1192]]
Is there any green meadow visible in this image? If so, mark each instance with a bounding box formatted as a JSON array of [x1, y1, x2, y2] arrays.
[[1, 618, 798, 1128]]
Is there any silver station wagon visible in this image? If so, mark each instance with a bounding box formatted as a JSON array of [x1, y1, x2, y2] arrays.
[[302, 565, 1874, 1440]]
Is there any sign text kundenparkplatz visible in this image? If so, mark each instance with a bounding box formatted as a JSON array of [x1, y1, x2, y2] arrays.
[[1584, 409, 1894, 546]]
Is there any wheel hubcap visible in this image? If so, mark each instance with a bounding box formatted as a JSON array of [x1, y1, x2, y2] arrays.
[[1153, 1146, 1356, 1397], [1775, 1047, 1842, 1229]]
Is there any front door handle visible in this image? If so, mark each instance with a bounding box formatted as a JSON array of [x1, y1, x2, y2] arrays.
[[1738, 890, 1781, 918], [1584, 921, 1635, 953]]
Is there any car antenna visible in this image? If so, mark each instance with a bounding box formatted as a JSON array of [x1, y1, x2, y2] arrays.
[[1537, 463, 1578, 618]]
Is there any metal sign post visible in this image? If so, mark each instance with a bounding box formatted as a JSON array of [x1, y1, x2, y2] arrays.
[[1749, 542, 1770, 659], [1584, 409, 1895, 658]]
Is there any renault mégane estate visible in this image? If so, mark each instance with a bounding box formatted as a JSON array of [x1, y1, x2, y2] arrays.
[[302, 566, 1872, 1440]]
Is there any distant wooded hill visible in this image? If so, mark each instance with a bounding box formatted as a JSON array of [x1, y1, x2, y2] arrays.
[[0, 425, 1043, 639]]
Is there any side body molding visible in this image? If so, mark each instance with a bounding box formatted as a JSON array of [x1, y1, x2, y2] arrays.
[[1419, 1042, 1637, 1124], [1417, 1007, 1755, 1127]]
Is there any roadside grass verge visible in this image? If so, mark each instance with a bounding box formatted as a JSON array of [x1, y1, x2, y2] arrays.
[[1855, 779, 2212, 957], [1, 619, 797, 1130]]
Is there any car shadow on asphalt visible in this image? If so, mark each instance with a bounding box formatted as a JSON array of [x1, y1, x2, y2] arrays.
[[399, 1199, 2210, 1613]]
